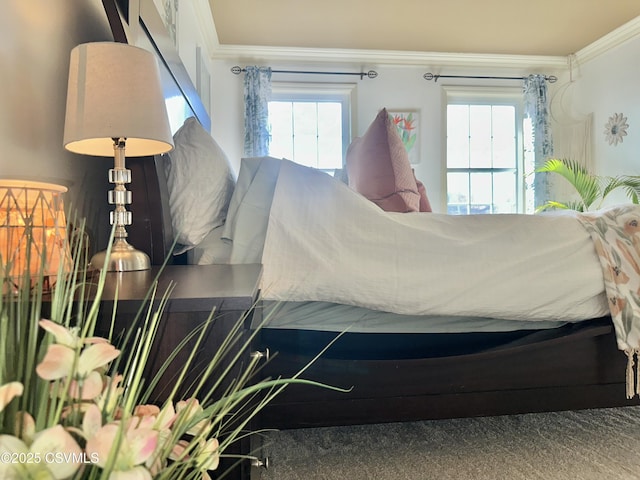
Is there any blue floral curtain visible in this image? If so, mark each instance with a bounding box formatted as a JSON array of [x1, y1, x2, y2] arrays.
[[243, 66, 272, 157], [523, 74, 554, 211]]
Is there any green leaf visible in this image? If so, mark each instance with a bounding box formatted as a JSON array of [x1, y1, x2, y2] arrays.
[[537, 158, 600, 210], [535, 200, 571, 212], [538, 158, 640, 211]]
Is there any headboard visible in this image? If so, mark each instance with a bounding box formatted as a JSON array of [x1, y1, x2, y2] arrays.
[[102, 0, 210, 264]]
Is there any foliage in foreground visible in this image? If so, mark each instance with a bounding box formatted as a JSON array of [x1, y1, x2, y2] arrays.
[[0, 223, 345, 479]]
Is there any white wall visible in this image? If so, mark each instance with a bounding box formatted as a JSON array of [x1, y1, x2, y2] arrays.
[[549, 35, 640, 206], [210, 59, 245, 176], [177, 1, 210, 111], [564, 37, 640, 177]]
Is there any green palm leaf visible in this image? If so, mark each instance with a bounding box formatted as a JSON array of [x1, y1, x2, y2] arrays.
[[536, 158, 640, 211], [537, 158, 600, 210], [537, 200, 586, 212], [602, 175, 640, 205]]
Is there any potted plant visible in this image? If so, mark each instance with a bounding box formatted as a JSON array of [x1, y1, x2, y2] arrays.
[[0, 221, 343, 479], [536, 158, 640, 212]]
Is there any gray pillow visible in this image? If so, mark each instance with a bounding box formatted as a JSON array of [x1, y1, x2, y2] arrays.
[[163, 117, 235, 251]]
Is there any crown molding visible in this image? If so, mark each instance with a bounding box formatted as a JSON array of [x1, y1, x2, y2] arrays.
[[211, 43, 568, 72], [574, 16, 640, 64], [192, 0, 220, 56]]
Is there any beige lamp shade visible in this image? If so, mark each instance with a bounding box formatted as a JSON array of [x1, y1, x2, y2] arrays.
[[63, 42, 174, 156], [0, 180, 72, 280]]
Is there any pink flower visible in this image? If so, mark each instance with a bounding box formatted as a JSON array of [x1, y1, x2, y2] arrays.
[[176, 398, 209, 436], [196, 437, 220, 472], [86, 421, 158, 476], [36, 320, 120, 400], [144, 402, 177, 475], [36, 344, 76, 380], [153, 402, 176, 431], [39, 319, 83, 348], [169, 437, 220, 475], [0, 382, 23, 412], [67, 371, 105, 400], [39, 319, 111, 348], [0, 425, 82, 479], [82, 404, 104, 441], [36, 343, 119, 400], [134, 404, 160, 418], [8, 411, 36, 445]]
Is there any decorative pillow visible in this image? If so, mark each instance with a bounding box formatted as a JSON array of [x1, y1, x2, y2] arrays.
[[346, 108, 421, 212], [163, 117, 235, 251], [415, 174, 432, 212]]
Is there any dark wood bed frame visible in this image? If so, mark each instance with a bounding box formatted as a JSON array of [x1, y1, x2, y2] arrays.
[[256, 318, 639, 429], [103, 0, 640, 433]]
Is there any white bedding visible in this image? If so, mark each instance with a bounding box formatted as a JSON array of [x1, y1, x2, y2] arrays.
[[259, 159, 609, 322]]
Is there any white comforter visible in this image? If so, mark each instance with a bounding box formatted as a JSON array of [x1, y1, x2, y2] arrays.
[[260, 159, 609, 322]]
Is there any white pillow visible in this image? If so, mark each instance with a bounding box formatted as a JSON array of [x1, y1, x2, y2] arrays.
[[187, 225, 232, 265], [163, 117, 235, 251]]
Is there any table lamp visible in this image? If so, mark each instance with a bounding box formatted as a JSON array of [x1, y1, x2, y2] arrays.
[[63, 42, 174, 271], [0, 180, 72, 290]]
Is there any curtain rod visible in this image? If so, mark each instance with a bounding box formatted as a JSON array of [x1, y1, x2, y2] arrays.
[[423, 72, 558, 83], [231, 66, 378, 80]]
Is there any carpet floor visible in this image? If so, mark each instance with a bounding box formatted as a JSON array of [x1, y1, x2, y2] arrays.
[[257, 406, 640, 479]]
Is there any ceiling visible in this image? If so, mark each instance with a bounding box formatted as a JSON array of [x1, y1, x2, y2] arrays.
[[208, 0, 640, 57]]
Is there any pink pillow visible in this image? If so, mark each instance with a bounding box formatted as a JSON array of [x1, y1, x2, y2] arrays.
[[415, 175, 432, 212], [346, 108, 422, 212]]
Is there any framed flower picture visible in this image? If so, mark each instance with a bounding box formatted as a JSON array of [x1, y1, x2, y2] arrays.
[[388, 110, 420, 164]]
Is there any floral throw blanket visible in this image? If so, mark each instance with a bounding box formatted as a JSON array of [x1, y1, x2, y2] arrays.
[[576, 205, 640, 398]]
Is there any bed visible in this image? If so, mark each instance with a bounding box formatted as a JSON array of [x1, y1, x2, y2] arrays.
[[182, 155, 640, 429], [104, 0, 640, 433], [132, 146, 640, 429]]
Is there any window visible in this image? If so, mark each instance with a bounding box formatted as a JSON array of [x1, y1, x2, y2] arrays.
[[268, 82, 354, 174], [445, 87, 525, 214]]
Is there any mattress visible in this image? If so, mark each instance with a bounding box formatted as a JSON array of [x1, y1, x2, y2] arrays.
[[257, 302, 612, 361], [256, 300, 571, 334]]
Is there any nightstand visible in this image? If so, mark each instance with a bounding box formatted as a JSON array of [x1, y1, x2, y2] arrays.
[[90, 263, 263, 480]]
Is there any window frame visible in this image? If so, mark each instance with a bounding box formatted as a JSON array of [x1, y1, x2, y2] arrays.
[[443, 85, 526, 214], [269, 82, 356, 169]]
